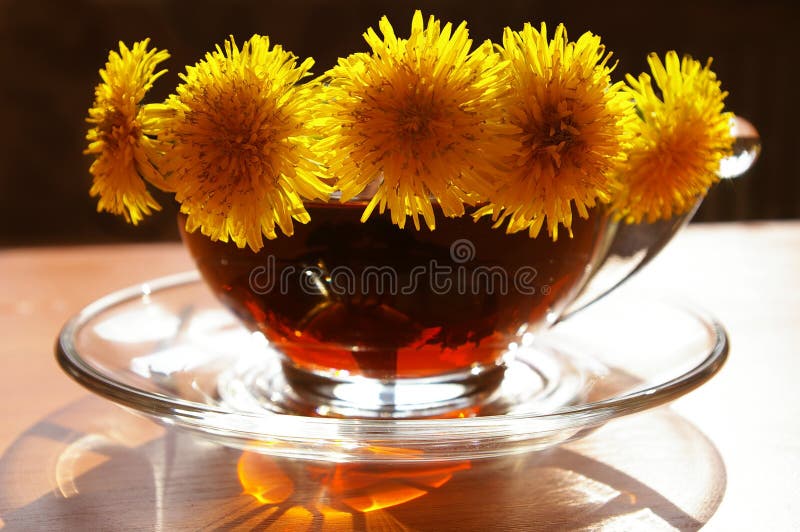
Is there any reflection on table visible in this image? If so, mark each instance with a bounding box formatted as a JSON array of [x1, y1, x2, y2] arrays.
[[0, 396, 724, 530]]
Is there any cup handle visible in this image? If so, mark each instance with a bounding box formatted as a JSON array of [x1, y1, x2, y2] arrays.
[[559, 115, 761, 321]]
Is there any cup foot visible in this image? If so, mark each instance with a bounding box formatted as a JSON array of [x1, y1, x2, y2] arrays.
[[277, 362, 506, 418], [216, 344, 602, 419]]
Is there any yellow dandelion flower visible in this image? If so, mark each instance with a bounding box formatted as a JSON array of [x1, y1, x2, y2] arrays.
[[85, 39, 169, 224], [314, 11, 514, 231], [475, 23, 634, 240], [155, 35, 332, 252], [612, 52, 733, 223]]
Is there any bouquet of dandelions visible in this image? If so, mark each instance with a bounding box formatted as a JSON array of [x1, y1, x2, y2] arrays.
[[85, 10, 732, 253]]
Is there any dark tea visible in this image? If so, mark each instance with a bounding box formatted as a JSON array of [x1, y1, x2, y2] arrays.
[[181, 203, 606, 379]]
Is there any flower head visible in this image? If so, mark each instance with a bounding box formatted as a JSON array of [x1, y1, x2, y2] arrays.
[[315, 11, 514, 231], [156, 35, 332, 251], [85, 39, 169, 224], [613, 52, 733, 223], [475, 23, 634, 240]]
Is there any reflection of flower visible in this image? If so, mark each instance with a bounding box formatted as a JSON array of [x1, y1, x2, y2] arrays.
[[613, 52, 733, 223], [85, 39, 169, 224], [315, 11, 513, 231], [475, 23, 634, 240], [156, 36, 332, 251]]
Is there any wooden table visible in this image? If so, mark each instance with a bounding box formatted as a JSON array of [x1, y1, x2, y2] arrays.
[[1, 222, 798, 531]]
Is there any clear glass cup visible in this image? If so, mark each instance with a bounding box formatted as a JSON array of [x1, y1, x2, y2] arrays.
[[178, 116, 760, 419]]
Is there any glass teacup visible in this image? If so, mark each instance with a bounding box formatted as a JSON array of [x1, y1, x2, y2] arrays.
[[181, 117, 759, 419]]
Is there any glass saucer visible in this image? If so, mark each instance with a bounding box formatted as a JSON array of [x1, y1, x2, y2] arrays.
[[56, 271, 727, 462]]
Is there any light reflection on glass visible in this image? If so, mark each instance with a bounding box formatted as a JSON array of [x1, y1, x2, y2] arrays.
[[93, 305, 180, 343], [718, 116, 761, 180]]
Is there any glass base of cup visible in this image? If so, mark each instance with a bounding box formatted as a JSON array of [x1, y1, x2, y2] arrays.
[[216, 344, 602, 419], [277, 362, 506, 418]]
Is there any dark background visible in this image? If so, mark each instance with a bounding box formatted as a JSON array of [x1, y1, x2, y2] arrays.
[[0, 0, 795, 247]]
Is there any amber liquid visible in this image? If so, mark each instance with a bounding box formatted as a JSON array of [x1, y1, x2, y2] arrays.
[[182, 203, 606, 379]]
